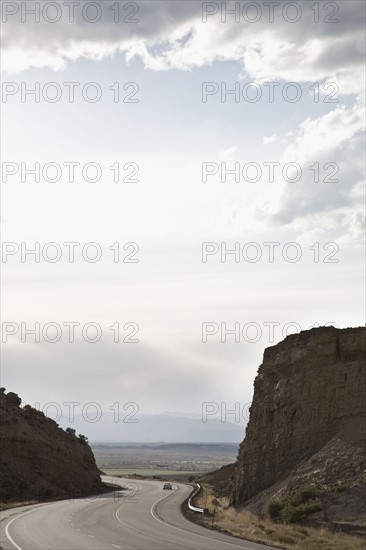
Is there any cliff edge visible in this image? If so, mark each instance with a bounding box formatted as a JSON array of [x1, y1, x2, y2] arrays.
[[232, 326, 366, 529]]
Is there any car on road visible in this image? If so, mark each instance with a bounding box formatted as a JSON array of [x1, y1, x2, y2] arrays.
[[163, 482, 173, 490]]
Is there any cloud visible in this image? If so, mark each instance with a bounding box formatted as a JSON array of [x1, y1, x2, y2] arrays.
[[218, 97, 365, 245], [263, 134, 279, 145], [2, 1, 364, 95], [219, 146, 238, 160], [257, 101, 365, 243], [2, 0, 364, 423]]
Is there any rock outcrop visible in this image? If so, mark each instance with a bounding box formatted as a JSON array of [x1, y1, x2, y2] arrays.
[[0, 391, 104, 503], [231, 326, 366, 527]]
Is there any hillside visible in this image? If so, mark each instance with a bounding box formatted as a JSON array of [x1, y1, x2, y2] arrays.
[[231, 326, 366, 531], [198, 326, 366, 539], [0, 390, 104, 503]]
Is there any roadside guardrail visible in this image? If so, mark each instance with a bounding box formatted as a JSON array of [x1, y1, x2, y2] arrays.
[[188, 483, 204, 513]]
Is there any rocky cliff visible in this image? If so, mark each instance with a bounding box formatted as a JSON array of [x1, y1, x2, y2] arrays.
[[0, 391, 104, 503], [232, 326, 366, 527]]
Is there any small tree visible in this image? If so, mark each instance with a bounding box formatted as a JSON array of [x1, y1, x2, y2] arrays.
[[78, 434, 88, 444], [6, 392, 22, 406], [66, 427, 76, 436]]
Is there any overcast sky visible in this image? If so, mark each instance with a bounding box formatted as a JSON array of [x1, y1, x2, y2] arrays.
[[1, 1, 365, 433]]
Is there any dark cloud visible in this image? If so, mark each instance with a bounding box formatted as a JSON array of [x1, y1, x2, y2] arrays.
[[2, 0, 364, 84]]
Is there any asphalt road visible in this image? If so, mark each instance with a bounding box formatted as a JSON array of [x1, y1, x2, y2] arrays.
[[1, 477, 279, 550]]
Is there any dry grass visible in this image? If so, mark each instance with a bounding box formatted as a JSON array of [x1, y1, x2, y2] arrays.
[[194, 488, 365, 550], [0, 500, 39, 510]]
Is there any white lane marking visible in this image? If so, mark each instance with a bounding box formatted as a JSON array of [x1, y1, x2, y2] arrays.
[[5, 508, 40, 550], [5, 523, 22, 550], [150, 486, 255, 550], [112, 545, 121, 549], [4, 500, 84, 550], [4, 492, 119, 550], [113, 503, 199, 550]]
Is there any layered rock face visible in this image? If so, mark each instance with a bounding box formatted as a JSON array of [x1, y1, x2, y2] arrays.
[[232, 327, 366, 512], [0, 392, 103, 502]]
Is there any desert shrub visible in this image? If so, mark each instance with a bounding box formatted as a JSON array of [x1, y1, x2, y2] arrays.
[[281, 500, 322, 524], [267, 490, 322, 524], [267, 501, 283, 519], [6, 392, 22, 406], [294, 486, 319, 504]]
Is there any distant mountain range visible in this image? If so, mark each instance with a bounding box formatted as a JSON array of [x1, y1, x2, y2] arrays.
[[58, 412, 245, 444]]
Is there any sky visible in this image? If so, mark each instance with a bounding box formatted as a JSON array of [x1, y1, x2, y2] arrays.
[[1, 1, 365, 437]]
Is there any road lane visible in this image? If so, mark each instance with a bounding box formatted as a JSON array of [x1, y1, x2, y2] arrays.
[[1, 477, 279, 550]]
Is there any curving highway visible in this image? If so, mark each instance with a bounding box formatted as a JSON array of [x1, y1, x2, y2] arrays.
[[1, 477, 278, 550]]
